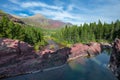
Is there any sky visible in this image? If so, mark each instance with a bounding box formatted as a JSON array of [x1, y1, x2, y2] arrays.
[[0, 0, 120, 25]]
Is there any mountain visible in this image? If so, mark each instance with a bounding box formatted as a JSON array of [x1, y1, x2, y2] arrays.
[[0, 10, 24, 24], [20, 14, 72, 29], [0, 10, 72, 29]]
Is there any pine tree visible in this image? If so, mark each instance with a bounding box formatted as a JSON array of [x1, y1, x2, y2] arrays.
[[0, 16, 10, 37]]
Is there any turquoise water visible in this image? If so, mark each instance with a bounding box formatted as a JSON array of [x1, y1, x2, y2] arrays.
[[5, 51, 117, 80]]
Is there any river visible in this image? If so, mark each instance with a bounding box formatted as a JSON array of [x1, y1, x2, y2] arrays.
[[4, 50, 117, 80]]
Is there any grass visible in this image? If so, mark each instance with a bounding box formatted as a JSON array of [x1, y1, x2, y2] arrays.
[[49, 45, 55, 50], [41, 28, 112, 49]]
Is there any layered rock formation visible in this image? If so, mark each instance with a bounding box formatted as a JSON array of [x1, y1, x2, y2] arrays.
[[109, 38, 120, 80], [0, 38, 70, 79], [0, 38, 39, 78], [0, 38, 102, 79], [70, 42, 101, 58]]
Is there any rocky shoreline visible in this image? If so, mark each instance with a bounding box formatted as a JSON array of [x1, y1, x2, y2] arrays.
[[0, 38, 119, 79], [109, 38, 120, 80], [0, 38, 69, 79]]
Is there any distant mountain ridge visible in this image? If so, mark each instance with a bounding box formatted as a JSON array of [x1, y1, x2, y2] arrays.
[[20, 14, 72, 29], [0, 10, 72, 29]]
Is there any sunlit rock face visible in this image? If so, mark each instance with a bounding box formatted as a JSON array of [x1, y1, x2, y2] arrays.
[[109, 38, 120, 80], [0, 38, 70, 79], [0, 38, 104, 79], [87, 42, 102, 55], [100, 42, 112, 50], [0, 38, 40, 78], [70, 42, 101, 58], [0, 38, 34, 54]]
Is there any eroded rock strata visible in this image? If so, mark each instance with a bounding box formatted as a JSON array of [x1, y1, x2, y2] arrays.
[[0, 38, 102, 79], [70, 42, 101, 58], [0, 38, 70, 78]]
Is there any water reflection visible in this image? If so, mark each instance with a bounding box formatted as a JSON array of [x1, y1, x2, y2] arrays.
[[5, 51, 117, 80]]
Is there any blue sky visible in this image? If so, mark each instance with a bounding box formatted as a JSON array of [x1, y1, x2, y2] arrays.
[[0, 0, 120, 25]]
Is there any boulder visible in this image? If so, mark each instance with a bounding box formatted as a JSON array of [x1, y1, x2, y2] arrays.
[[109, 38, 120, 80], [40, 47, 71, 65], [70, 43, 89, 58], [87, 42, 101, 55], [0, 38, 33, 53], [100, 42, 112, 50], [70, 42, 101, 58]]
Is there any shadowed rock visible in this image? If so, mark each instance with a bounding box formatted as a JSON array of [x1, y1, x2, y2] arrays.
[[0, 38, 70, 79], [0, 38, 103, 79], [0, 38, 40, 78], [109, 38, 120, 80]]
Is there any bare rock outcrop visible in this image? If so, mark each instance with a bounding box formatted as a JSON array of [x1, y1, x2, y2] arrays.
[[0, 38, 40, 78], [70, 42, 101, 58], [0, 38, 103, 79], [0, 38, 70, 79], [109, 38, 120, 80]]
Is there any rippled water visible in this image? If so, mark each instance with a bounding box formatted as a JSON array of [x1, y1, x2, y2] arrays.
[[5, 50, 117, 80]]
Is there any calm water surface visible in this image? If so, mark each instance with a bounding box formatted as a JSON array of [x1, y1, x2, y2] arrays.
[[5, 50, 117, 80]]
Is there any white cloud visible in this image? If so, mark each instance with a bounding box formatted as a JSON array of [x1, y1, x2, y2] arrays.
[[66, 0, 120, 24], [31, 8, 74, 20], [54, 0, 65, 6], [9, 0, 20, 4], [9, 0, 63, 10], [67, 5, 74, 11], [7, 0, 120, 25], [2, 4, 22, 11], [21, 2, 63, 10], [19, 13, 29, 17], [30, 6, 113, 25]]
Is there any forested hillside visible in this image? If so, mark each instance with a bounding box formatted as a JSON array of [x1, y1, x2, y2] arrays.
[[52, 20, 120, 44], [0, 11, 120, 48], [0, 16, 46, 50]]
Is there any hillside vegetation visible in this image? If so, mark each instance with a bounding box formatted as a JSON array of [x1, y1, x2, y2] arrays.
[[52, 20, 120, 46], [0, 11, 120, 49], [0, 15, 46, 50]]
